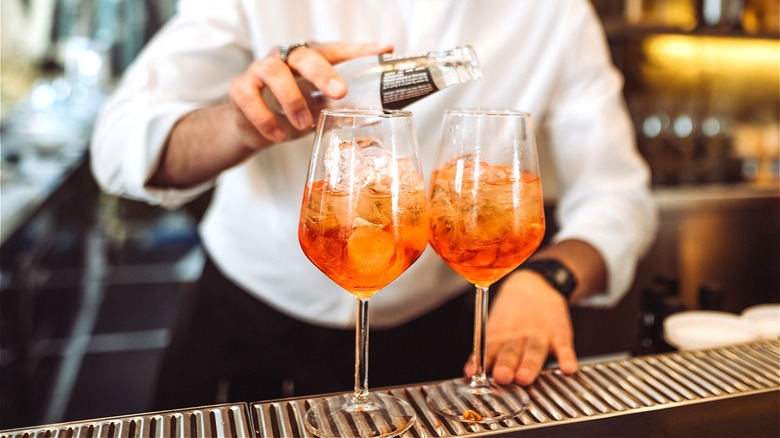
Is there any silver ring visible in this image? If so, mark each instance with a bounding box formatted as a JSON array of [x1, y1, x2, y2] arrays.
[[279, 41, 308, 63]]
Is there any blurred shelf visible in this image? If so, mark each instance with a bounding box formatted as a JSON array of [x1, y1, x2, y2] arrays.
[[603, 20, 780, 40], [652, 181, 780, 210]]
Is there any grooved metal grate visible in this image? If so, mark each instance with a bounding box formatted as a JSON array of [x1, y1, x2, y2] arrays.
[[250, 340, 779, 437], [2, 341, 777, 437], [1, 403, 252, 438]]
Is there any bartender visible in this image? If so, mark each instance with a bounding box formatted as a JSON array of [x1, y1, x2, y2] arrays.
[[90, 0, 657, 409]]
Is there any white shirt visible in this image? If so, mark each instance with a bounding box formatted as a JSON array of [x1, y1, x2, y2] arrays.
[[91, 0, 658, 328]]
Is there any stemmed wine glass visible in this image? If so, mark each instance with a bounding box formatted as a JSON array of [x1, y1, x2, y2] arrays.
[[298, 109, 429, 437], [425, 109, 546, 423]]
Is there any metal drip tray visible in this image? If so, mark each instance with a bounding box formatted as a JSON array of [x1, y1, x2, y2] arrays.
[[3, 340, 777, 437], [251, 340, 779, 437], [1, 403, 252, 438]]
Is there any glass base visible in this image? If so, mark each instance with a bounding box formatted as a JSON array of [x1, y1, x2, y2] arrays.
[[426, 377, 530, 424], [305, 392, 416, 438]]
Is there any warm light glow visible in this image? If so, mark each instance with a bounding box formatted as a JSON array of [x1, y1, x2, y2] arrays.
[[643, 35, 780, 79]]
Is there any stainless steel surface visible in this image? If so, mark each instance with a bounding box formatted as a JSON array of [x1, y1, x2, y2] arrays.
[[0, 403, 252, 438], [252, 340, 778, 437], [2, 341, 777, 437], [635, 183, 779, 313]]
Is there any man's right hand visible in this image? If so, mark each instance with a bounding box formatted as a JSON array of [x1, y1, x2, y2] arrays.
[[228, 42, 393, 149], [148, 42, 392, 189]]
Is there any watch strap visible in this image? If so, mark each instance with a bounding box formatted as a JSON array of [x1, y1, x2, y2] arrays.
[[520, 259, 577, 301]]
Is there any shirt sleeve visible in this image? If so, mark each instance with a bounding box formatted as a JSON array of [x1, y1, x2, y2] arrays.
[[90, 0, 254, 209], [542, 0, 659, 307]]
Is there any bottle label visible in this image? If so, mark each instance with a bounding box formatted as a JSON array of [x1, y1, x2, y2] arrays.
[[379, 55, 439, 109]]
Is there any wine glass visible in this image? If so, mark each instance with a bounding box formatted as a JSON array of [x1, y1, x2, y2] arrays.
[[425, 109, 546, 423], [298, 109, 428, 437]]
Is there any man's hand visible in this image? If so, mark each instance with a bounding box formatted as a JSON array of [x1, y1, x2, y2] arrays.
[[464, 269, 578, 386], [229, 42, 393, 148], [149, 42, 392, 189]]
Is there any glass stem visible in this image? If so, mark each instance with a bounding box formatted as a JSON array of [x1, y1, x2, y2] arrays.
[[354, 297, 370, 403], [470, 285, 490, 387]]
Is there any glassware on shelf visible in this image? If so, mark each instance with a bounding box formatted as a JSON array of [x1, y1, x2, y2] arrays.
[[624, 0, 699, 30], [742, 0, 780, 35], [701, 0, 746, 30]]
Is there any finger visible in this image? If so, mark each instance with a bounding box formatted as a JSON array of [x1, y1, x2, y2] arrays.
[[289, 43, 393, 100], [515, 337, 549, 386], [314, 43, 394, 65], [462, 345, 499, 378], [463, 353, 475, 377], [229, 71, 287, 144], [287, 44, 391, 97], [252, 57, 314, 131], [464, 337, 506, 378], [491, 340, 524, 385], [552, 335, 578, 375], [284, 46, 348, 100], [260, 42, 392, 130]]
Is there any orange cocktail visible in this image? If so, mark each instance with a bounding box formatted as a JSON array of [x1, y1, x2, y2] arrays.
[[298, 110, 426, 437], [428, 158, 545, 286], [299, 171, 428, 298], [424, 109, 545, 424]]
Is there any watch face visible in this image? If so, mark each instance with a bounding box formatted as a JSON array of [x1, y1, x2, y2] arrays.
[[552, 267, 570, 286], [522, 259, 576, 298]]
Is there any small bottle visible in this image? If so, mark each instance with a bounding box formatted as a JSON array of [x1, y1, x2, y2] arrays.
[[263, 45, 482, 139], [633, 283, 666, 356]]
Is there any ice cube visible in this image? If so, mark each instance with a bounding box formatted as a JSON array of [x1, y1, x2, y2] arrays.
[[324, 139, 369, 192], [397, 157, 424, 192], [357, 137, 396, 195], [464, 202, 511, 245]]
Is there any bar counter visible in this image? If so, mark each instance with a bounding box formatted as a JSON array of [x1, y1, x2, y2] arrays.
[[3, 340, 777, 437]]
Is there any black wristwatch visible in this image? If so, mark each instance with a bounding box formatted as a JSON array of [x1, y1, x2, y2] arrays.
[[520, 259, 577, 301]]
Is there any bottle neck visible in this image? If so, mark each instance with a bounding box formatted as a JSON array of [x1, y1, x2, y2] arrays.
[[377, 45, 482, 83], [428, 45, 483, 83]]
